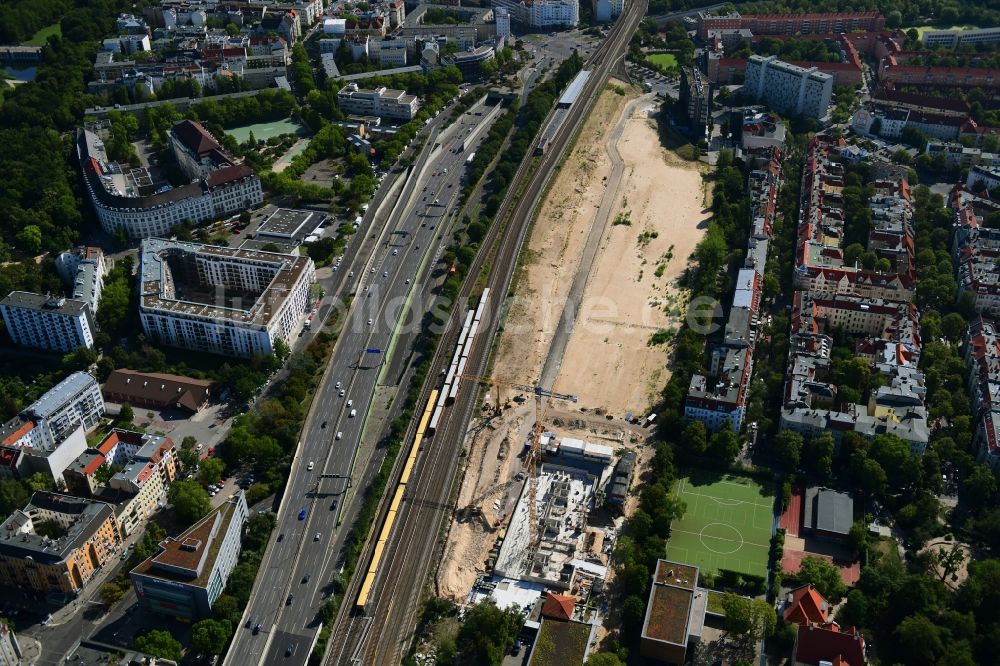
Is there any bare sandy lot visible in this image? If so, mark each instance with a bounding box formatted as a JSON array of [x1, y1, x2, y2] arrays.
[[489, 85, 630, 395], [551, 100, 710, 415]]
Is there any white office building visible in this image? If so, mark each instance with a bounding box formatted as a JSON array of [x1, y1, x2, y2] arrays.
[[0, 292, 95, 353], [337, 83, 420, 121], [744, 54, 833, 120], [138, 238, 315, 358]]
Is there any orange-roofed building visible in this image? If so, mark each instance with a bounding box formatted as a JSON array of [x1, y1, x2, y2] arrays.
[[793, 621, 866, 666], [783, 584, 830, 626], [541, 592, 576, 621]]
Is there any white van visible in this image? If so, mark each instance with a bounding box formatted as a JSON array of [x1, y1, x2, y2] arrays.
[[349, 409, 357, 418]]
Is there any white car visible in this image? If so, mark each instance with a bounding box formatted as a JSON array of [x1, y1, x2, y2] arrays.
[[347, 399, 353, 407], [367, 318, 373, 326], [339, 389, 346, 397], [307, 461, 314, 471], [336, 431, 343, 440]]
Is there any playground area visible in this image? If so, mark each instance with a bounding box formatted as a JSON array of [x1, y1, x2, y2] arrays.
[[666, 472, 774, 578]]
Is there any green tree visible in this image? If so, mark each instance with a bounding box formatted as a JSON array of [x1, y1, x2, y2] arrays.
[[0, 480, 29, 516], [683, 420, 708, 456], [94, 463, 117, 485], [24, 472, 53, 492], [709, 428, 740, 463], [586, 654, 626, 666], [962, 464, 998, 509], [134, 629, 183, 661], [168, 479, 211, 524], [836, 589, 869, 628], [771, 431, 803, 472], [198, 458, 225, 486], [894, 614, 944, 664], [720, 593, 777, 640], [798, 556, 847, 602], [191, 618, 232, 654], [16, 225, 42, 254], [182, 435, 197, 450], [454, 600, 524, 666], [804, 432, 834, 477], [119, 403, 134, 422]]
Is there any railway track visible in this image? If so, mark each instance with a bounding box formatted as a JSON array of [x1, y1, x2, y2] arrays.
[[325, 5, 647, 663]]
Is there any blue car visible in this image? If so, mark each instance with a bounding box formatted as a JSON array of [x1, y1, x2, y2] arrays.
[[298, 508, 307, 520]]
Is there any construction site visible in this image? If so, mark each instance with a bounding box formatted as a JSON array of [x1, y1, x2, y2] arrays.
[[435, 82, 707, 648]]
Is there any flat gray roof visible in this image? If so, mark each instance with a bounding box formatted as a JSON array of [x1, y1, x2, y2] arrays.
[[1, 291, 88, 317], [28, 372, 98, 420], [258, 208, 317, 239], [804, 486, 853, 535], [558, 69, 591, 107]]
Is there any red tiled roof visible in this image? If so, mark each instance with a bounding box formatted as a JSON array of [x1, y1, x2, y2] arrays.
[[2, 421, 35, 446], [794, 622, 866, 666], [82, 453, 107, 476], [205, 164, 255, 188], [96, 431, 120, 456], [541, 593, 576, 621], [172, 119, 222, 157], [784, 584, 829, 625]]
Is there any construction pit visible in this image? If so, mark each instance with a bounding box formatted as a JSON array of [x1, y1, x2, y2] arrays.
[[436, 397, 653, 603]]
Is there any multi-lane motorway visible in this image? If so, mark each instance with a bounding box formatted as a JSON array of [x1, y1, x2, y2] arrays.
[[224, 96, 503, 666], [325, 3, 648, 664]]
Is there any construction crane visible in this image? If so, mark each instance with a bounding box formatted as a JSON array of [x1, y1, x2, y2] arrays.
[[456, 373, 575, 566], [457, 373, 578, 414], [524, 390, 546, 564]]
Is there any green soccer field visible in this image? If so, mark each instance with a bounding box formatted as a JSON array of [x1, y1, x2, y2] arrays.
[[666, 471, 774, 578]]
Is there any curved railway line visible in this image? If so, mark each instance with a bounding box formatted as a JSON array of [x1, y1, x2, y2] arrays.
[[325, 3, 648, 662]]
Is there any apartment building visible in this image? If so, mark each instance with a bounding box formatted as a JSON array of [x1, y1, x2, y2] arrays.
[[490, 0, 579, 29], [878, 58, 1000, 91], [0, 292, 95, 353], [952, 186, 1000, 317], [780, 135, 928, 455], [925, 141, 1000, 171], [0, 372, 104, 484], [745, 55, 833, 120], [680, 66, 712, 139], [964, 316, 1000, 471], [108, 433, 177, 535], [337, 83, 420, 121], [923, 26, 1000, 49], [0, 492, 122, 595], [55, 246, 109, 314], [63, 428, 149, 497], [685, 147, 783, 433], [138, 238, 315, 357], [131, 491, 248, 620], [77, 121, 263, 239], [697, 10, 884, 40]]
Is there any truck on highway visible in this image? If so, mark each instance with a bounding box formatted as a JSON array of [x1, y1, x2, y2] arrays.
[[466, 152, 476, 165]]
